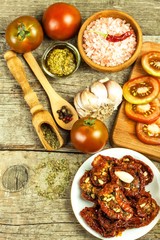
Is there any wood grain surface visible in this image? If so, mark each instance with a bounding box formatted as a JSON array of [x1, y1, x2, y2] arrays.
[[0, 0, 160, 240], [111, 42, 160, 162]]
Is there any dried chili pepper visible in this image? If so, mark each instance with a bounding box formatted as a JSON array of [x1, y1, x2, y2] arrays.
[[106, 30, 134, 42], [89, 29, 134, 42]]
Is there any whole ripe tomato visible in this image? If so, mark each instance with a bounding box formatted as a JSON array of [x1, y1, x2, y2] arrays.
[[123, 76, 159, 104], [141, 51, 160, 77], [5, 16, 43, 53], [42, 2, 81, 40], [70, 117, 109, 154]]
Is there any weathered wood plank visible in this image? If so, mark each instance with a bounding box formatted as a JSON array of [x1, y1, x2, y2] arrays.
[[1, 36, 160, 152], [0, 0, 160, 35], [0, 1, 160, 239], [0, 150, 159, 240]]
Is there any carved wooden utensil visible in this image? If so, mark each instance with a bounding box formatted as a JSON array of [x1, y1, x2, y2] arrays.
[[4, 50, 64, 151], [23, 52, 79, 130]]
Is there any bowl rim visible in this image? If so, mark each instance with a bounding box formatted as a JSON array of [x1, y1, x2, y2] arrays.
[[41, 41, 81, 78], [78, 9, 143, 72]]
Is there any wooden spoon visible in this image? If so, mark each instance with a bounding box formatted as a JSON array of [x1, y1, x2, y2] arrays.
[[23, 52, 79, 130], [4, 50, 64, 151]]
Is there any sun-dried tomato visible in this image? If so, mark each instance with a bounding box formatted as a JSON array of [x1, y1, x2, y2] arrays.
[[79, 154, 159, 238]]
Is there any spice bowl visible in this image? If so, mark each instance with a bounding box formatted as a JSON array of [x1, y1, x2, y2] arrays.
[[78, 9, 143, 72], [41, 42, 81, 78]]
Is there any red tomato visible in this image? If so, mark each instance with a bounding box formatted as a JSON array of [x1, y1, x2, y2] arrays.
[[123, 76, 159, 104], [70, 117, 108, 154], [124, 98, 160, 124], [141, 51, 160, 77], [42, 2, 81, 40], [136, 118, 160, 145], [5, 16, 44, 53]]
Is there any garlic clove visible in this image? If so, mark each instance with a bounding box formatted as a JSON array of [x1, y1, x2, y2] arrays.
[[90, 81, 108, 105], [102, 80, 123, 109], [115, 171, 134, 183], [99, 77, 110, 84], [74, 92, 86, 110], [76, 107, 90, 118], [80, 88, 100, 111], [74, 92, 90, 118]]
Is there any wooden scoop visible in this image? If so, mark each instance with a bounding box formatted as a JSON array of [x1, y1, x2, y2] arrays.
[[23, 52, 79, 130], [4, 50, 64, 151]]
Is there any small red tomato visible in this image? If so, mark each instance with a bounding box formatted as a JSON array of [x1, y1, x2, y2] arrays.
[[70, 117, 109, 154], [5, 16, 43, 53], [42, 2, 81, 40]]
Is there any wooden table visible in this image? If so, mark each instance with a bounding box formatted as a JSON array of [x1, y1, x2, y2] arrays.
[[0, 0, 159, 239]]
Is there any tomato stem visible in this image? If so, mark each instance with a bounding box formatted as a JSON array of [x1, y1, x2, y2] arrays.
[[17, 23, 30, 41], [83, 118, 95, 126]]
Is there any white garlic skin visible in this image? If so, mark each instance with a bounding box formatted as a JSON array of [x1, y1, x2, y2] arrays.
[[100, 79, 123, 109], [74, 78, 123, 120]]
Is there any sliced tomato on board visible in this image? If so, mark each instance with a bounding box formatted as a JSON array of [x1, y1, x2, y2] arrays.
[[136, 118, 160, 145], [141, 51, 160, 77], [124, 98, 160, 124], [123, 76, 159, 104]]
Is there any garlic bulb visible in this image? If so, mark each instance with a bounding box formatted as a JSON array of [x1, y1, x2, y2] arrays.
[[74, 78, 123, 121]]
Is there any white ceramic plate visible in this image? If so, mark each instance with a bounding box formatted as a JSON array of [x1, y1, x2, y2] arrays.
[[71, 148, 160, 240]]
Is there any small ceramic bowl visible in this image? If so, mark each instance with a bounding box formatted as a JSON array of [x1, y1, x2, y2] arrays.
[[42, 42, 81, 78], [78, 9, 143, 72]]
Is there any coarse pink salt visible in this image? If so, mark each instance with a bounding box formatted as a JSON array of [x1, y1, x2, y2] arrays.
[[82, 17, 137, 67]]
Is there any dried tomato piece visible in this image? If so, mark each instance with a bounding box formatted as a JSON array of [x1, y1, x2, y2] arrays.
[[91, 155, 117, 167], [119, 155, 153, 185], [109, 166, 145, 197], [126, 215, 145, 228], [136, 192, 160, 223], [80, 206, 104, 236], [79, 171, 100, 202], [97, 209, 126, 237], [90, 155, 112, 187], [98, 183, 133, 220], [127, 192, 160, 228]]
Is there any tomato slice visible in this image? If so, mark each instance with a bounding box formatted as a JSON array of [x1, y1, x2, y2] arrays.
[[141, 51, 160, 77], [123, 76, 159, 104], [136, 118, 160, 145], [124, 98, 160, 124]]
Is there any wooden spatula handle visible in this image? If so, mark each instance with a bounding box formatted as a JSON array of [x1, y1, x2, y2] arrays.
[[4, 50, 43, 114], [23, 52, 58, 98]]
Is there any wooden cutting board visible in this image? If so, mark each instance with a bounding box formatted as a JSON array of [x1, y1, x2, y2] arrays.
[[111, 42, 160, 162]]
